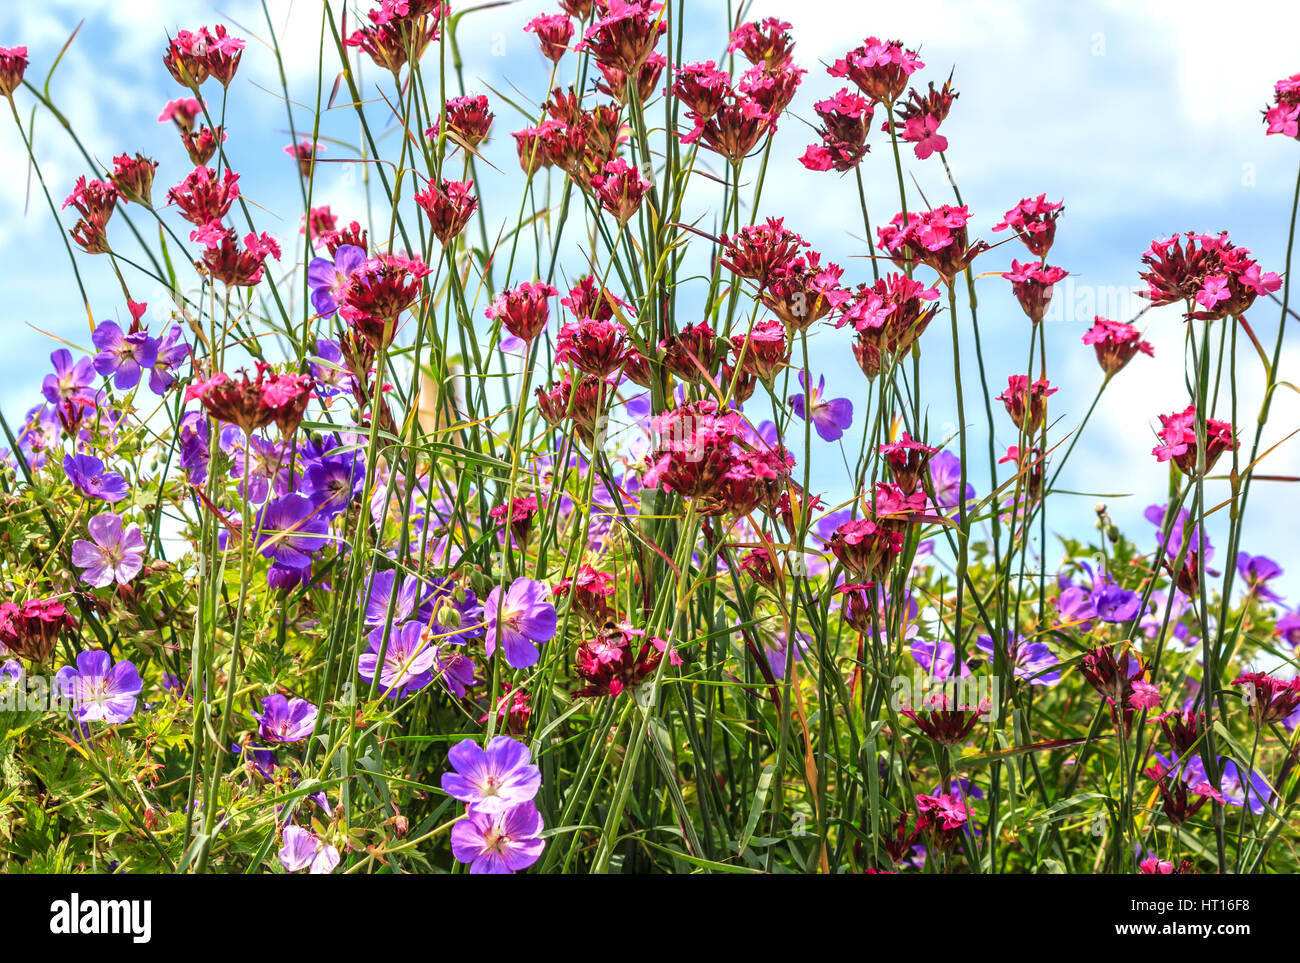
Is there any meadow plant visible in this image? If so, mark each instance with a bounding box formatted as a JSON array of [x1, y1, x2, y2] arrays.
[[0, 4, 1298, 876]]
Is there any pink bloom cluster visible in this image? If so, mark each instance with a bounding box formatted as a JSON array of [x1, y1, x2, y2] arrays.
[[1138, 231, 1281, 321]]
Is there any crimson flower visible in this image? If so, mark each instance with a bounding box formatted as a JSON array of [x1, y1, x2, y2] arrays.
[[1081, 315, 1153, 379], [1151, 405, 1237, 476], [414, 178, 478, 245], [486, 281, 557, 344]]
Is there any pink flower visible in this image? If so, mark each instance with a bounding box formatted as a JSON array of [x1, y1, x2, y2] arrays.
[[902, 114, 947, 159], [1129, 680, 1161, 711], [1195, 275, 1230, 310], [524, 13, 574, 62]]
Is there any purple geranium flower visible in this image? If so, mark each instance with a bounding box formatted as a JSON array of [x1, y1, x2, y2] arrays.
[[1091, 582, 1141, 623], [91, 321, 158, 390], [308, 338, 350, 397], [42, 349, 95, 405], [358, 620, 438, 698], [910, 636, 971, 679], [307, 243, 366, 316], [71, 512, 146, 587], [929, 450, 974, 509], [54, 650, 143, 724], [178, 411, 211, 485], [974, 631, 1061, 686], [1169, 755, 1275, 817], [223, 427, 290, 504], [441, 735, 541, 814], [484, 578, 557, 669], [148, 325, 190, 395], [1277, 610, 1300, 650], [255, 493, 329, 568], [302, 443, 365, 516], [63, 452, 129, 503], [279, 825, 340, 874], [1237, 553, 1284, 603], [435, 646, 478, 698], [252, 694, 318, 743], [790, 371, 854, 442], [450, 801, 545, 874]]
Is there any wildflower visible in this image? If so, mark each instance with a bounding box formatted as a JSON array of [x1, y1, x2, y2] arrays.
[[1138, 232, 1280, 321], [595, 51, 665, 104], [414, 179, 478, 245], [672, 61, 732, 119], [63, 453, 129, 503], [838, 273, 942, 379], [556, 318, 630, 377], [878, 432, 937, 495], [737, 62, 804, 122], [278, 826, 339, 874], [680, 92, 770, 163], [892, 76, 960, 158], [484, 578, 558, 669], [0, 45, 29, 98], [660, 321, 723, 381], [553, 566, 617, 624], [761, 250, 849, 332], [1151, 405, 1238, 476], [974, 631, 1061, 686], [0, 599, 75, 664], [512, 120, 562, 176], [358, 621, 438, 698], [1082, 315, 1154, 379], [307, 243, 367, 317], [283, 138, 323, 178], [255, 493, 329, 569], [166, 166, 240, 226], [344, 1, 443, 76], [158, 97, 203, 132], [799, 89, 874, 172], [535, 374, 606, 443], [485, 281, 557, 344], [576, 0, 666, 75], [90, 320, 157, 390], [525, 13, 573, 61], [1129, 680, 1162, 711], [54, 650, 143, 724], [573, 621, 680, 698], [829, 37, 923, 104], [301, 205, 338, 242], [729, 318, 790, 385], [182, 125, 224, 166], [42, 349, 96, 407], [339, 252, 431, 349], [1237, 553, 1284, 603], [109, 153, 158, 207], [719, 217, 807, 284], [790, 372, 854, 442], [590, 157, 651, 224], [1002, 260, 1067, 324], [450, 800, 545, 874], [996, 375, 1056, 434], [991, 195, 1063, 258], [72, 513, 146, 588], [253, 694, 318, 743], [1263, 74, 1300, 140], [829, 518, 904, 581], [878, 204, 988, 283], [490, 495, 542, 547], [427, 94, 494, 148], [63, 176, 118, 254], [1079, 643, 1149, 730], [149, 325, 190, 395], [198, 229, 282, 287], [1232, 672, 1300, 728], [441, 735, 541, 813], [1159, 709, 1206, 755], [728, 17, 795, 69], [1145, 759, 1222, 826]]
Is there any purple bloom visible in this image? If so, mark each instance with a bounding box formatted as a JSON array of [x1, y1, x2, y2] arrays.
[[484, 578, 557, 669], [358, 620, 438, 698], [91, 321, 158, 390], [279, 825, 340, 874], [435, 646, 479, 697], [71, 512, 146, 587], [148, 325, 190, 395], [307, 243, 366, 316], [54, 650, 143, 724], [16, 403, 60, 470], [63, 452, 129, 503], [178, 411, 211, 484], [252, 694, 318, 743], [308, 338, 349, 397], [450, 801, 545, 874], [974, 631, 1061, 686], [790, 371, 854, 442], [441, 735, 541, 814], [1170, 755, 1275, 817], [1054, 583, 1096, 630], [222, 426, 290, 504], [1091, 582, 1141, 623], [255, 493, 329, 568], [302, 443, 365, 516], [910, 636, 970, 679], [1237, 553, 1284, 603], [1277, 610, 1300, 650], [929, 450, 974, 509], [42, 349, 95, 405]]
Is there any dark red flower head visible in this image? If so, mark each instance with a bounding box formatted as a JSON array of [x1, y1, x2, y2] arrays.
[[109, 153, 159, 207], [0, 46, 29, 99], [828, 37, 923, 104], [1151, 405, 1237, 476], [414, 178, 478, 245], [0, 598, 76, 664], [427, 94, 494, 149], [992, 194, 1063, 258], [727, 18, 794, 70], [486, 280, 557, 344], [996, 375, 1057, 434], [576, 0, 666, 75], [1082, 316, 1153, 379]]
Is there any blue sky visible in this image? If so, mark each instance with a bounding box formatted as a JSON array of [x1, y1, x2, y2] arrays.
[[3, 0, 1299, 605]]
